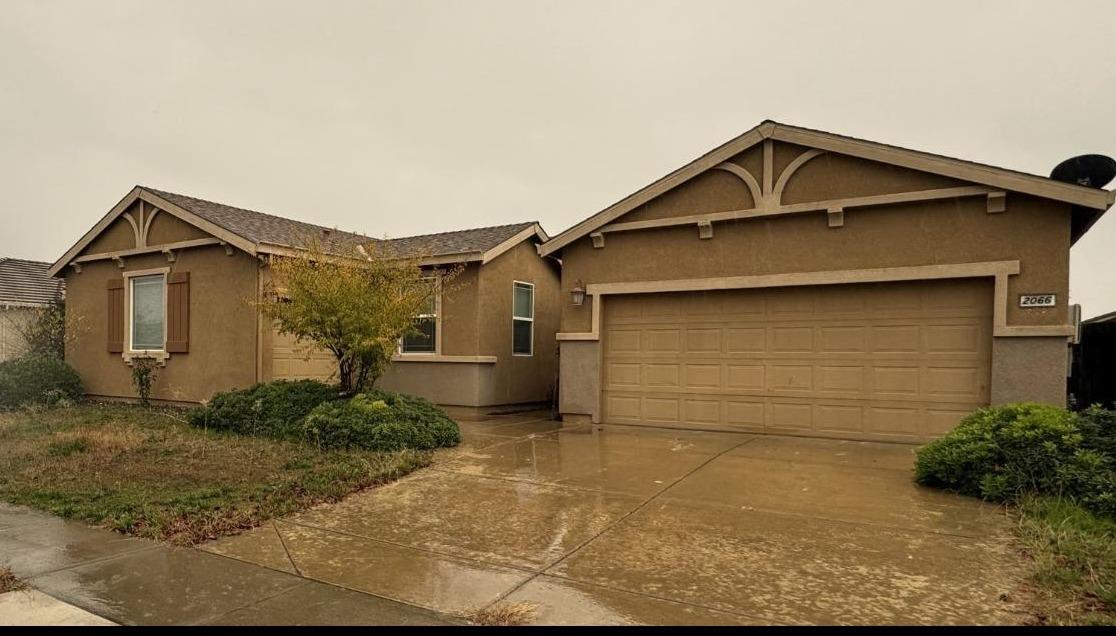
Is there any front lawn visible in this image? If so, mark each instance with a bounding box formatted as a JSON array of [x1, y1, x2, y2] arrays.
[[0, 403, 430, 545]]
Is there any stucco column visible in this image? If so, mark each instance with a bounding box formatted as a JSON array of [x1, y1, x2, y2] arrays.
[[559, 340, 600, 423], [989, 336, 1069, 407]]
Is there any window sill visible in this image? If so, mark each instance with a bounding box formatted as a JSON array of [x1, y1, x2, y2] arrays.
[[392, 354, 497, 364], [122, 350, 170, 367]]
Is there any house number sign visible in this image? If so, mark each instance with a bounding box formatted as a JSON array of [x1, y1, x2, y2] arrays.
[[1019, 294, 1056, 308]]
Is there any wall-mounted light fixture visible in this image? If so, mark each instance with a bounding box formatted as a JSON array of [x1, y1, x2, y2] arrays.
[[570, 279, 586, 306]]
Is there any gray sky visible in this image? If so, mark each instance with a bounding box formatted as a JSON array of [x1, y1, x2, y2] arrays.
[[2, 0, 1114, 317]]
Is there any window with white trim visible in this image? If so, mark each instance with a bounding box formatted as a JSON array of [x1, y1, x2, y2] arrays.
[[401, 278, 437, 353], [512, 281, 534, 356], [131, 274, 166, 351]]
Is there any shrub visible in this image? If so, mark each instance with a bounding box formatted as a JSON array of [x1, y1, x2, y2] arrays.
[[1077, 405, 1116, 457], [303, 390, 460, 451], [187, 380, 339, 439], [131, 357, 158, 407], [0, 355, 83, 409], [916, 403, 1081, 500], [916, 403, 1116, 517]]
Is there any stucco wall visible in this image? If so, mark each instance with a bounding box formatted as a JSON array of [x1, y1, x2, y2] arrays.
[[65, 242, 259, 404], [476, 240, 561, 405], [378, 360, 495, 406]]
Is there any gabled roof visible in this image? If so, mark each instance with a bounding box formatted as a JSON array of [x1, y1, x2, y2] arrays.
[[539, 120, 1116, 256], [48, 186, 549, 276], [0, 258, 64, 307]]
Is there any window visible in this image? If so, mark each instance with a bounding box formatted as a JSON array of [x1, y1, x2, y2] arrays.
[[512, 281, 534, 356], [401, 280, 437, 353], [131, 274, 165, 351]]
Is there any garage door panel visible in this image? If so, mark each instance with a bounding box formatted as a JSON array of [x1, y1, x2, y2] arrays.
[[684, 364, 722, 388], [726, 364, 765, 389], [601, 279, 992, 442]]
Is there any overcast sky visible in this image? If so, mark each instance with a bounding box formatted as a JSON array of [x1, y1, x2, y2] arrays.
[[2, 0, 1114, 316]]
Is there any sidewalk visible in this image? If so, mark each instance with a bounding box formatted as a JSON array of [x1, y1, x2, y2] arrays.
[[0, 503, 455, 626]]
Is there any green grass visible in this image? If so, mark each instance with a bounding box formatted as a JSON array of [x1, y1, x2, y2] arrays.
[[0, 403, 430, 545], [1016, 496, 1116, 625]]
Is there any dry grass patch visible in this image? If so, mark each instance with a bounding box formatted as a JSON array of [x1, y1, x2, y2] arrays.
[[467, 601, 538, 626], [0, 566, 27, 594], [1016, 496, 1116, 626], [0, 403, 430, 545]]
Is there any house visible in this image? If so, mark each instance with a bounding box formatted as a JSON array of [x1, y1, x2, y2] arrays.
[[48, 186, 559, 406], [541, 120, 1115, 442], [0, 258, 65, 361]]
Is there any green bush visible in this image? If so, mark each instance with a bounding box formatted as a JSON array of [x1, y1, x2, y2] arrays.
[[303, 390, 460, 451], [915, 403, 1116, 517], [0, 355, 83, 409], [187, 380, 339, 439]]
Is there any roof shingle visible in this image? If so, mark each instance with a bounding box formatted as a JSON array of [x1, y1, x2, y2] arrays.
[[0, 258, 65, 306], [142, 187, 537, 260]]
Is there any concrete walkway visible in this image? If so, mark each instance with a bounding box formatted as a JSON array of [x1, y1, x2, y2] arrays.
[[0, 503, 453, 625]]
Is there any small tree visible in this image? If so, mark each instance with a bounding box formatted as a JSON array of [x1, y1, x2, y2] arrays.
[[254, 237, 457, 395]]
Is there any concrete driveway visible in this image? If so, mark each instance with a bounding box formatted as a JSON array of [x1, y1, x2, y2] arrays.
[[202, 411, 1029, 625]]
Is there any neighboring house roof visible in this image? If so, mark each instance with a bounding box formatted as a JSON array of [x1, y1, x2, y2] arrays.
[[539, 119, 1116, 256], [0, 258, 65, 307], [1083, 310, 1116, 325], [48, 186, 550, 276]]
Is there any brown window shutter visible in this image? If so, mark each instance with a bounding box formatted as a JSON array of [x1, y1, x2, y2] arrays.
[[107, 278, 124, 353], [166, 272, 190, 353]]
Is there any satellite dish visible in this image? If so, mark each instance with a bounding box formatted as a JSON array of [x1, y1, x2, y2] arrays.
[[1049, 154, 1116, 188]]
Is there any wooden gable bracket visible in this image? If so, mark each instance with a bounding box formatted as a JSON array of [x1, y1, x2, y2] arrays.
[[220, 241, 234, 256], [987, 191, 1007, 214], [69, 262, 82, 274], [112, 255, 125, 269], [162, 248, 176, 263], [590, 232, 605, 249], [697, 220, 714, 239], [827, 207, 845, 228]]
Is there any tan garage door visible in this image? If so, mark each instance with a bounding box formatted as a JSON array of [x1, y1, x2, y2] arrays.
[[271, 328, 337, 382], [601, 278, 992, 442]]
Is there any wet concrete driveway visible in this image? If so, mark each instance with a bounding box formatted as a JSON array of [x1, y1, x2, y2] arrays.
[[203, 411, 1028, 625]]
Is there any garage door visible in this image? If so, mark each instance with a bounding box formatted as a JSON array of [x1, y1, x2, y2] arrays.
[[271, 328, 337, 382], [601, 279, 992, 442]]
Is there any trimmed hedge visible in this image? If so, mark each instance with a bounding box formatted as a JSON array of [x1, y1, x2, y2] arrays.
[[915, 403, 1116, 517], [0, 355, 83, 409], [186, 380, 339, 439], [303, 391, 460, 451]]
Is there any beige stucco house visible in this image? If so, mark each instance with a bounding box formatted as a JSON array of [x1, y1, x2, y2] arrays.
[[1, 258, 65, 361], [542, 121, 1114, 443], [49, 186, 559, 407]]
